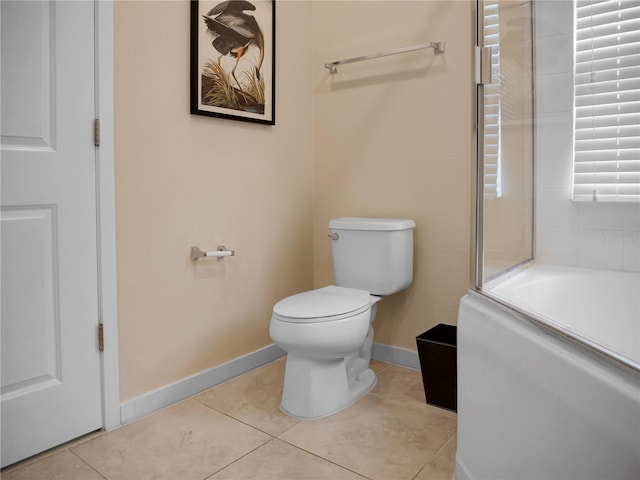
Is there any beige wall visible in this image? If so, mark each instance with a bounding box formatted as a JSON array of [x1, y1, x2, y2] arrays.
[[115, 0, 474, 402], [311, 1, 474, 351], [114, 0, 314, 401]]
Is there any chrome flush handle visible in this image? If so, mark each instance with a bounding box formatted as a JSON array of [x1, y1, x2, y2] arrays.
[[328, 232, 339, 240]]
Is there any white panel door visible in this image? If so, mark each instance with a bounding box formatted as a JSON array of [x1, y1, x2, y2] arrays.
[[1, 0, 102, 467]]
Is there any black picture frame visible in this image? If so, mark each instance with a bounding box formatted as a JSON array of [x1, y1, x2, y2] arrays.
[[190, 0, 275, 125]]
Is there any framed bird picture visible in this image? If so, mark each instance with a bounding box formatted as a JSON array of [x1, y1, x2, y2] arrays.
[[190, 0, 275, 125]]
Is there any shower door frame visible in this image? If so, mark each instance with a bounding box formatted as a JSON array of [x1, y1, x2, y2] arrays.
[[471, 0, 484, 291]]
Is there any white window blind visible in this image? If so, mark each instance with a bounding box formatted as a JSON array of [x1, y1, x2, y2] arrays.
[[484, 1, 502, 199], [573, 0, 640, 202]]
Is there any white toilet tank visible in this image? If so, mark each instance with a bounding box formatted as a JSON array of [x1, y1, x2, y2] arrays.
[[329, 217, 415, 296]]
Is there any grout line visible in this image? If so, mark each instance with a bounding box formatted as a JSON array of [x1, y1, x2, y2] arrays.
[[276, 437, 373, 480], [193, 397, 286, 438], [410, 431, 457, 480], [68, 450, 109, 480], [190, 367, 373, 479], [201, 437, 275, 480]]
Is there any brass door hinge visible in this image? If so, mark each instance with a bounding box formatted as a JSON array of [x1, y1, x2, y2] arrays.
[[94, 118, 100, 147], [98, 323, 104, 352]]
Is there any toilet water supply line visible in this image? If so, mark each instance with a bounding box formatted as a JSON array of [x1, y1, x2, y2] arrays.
[[190, 246, 235, 261]]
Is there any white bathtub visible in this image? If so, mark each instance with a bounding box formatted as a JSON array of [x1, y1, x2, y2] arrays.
[[487, 264, 640, 367], [456, 265, 640, 479]]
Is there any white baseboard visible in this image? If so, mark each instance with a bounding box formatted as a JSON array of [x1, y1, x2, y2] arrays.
[[119, 342, 419, 426], [371, 343, 420, 370], [120, 344, 285, 425]]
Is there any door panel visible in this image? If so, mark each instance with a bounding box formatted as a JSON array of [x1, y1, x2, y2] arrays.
[[1, 0, 55, 151], [1, 0, 102, 467], [1, 207, 60, 396]]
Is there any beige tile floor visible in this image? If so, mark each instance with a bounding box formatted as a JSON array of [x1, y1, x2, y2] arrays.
[[2, 359, 457, 480]]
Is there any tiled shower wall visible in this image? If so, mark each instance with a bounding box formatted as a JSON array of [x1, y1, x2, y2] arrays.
[[534, 0, 640, 272]]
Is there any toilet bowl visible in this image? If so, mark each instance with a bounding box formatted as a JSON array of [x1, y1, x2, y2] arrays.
[[269, 217, 415, 420], [269, 286, 380, 419]]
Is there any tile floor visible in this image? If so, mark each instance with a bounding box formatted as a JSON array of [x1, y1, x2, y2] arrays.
[[2, 359, 457, 480]]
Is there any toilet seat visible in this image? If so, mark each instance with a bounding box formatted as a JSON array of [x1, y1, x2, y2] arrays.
[[272, 286, 370, 323]]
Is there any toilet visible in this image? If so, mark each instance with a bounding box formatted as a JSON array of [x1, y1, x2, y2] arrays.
[[269, 217, 415, 419]]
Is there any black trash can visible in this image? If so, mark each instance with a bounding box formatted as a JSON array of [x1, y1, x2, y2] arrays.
[[416, 324, 457, 412]]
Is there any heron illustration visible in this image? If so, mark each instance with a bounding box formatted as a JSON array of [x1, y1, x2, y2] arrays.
[[202, 0, 265, 90]]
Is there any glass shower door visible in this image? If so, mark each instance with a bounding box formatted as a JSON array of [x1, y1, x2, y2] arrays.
[[476, 0, 535, 285]]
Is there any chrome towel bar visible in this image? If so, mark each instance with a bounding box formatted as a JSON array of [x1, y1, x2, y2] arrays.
[[324, 41, 445, 73]]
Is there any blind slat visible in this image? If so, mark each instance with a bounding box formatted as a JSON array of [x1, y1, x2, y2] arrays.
[[576, 5, 640, 29], [575, 137, 640, 151], [577, 0, 639, 18], [576, 17, 640, 41], [576, 150, 640, 161], [575, 161, 640, 172], [575, 65, 640, 83], [575, 150, 640, 162], [576, 112, 640, 128], [576, 42, 640, 62], [575, 124, 640, 140], [575, 101, 640, 117], [575, 53, 640, 74], [575, 77, 640, 95], [576, 30, 640, 52], [575, 89, 639, 107]]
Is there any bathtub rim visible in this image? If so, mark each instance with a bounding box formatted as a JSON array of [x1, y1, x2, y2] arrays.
[[467, 287, 640, 375]]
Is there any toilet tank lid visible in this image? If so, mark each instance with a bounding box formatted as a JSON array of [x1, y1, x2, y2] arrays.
[[329, 217, 416, 231]]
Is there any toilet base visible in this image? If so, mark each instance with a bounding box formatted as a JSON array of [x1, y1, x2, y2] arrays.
[[280, 354, 377, 420]]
